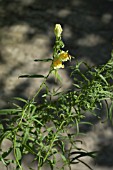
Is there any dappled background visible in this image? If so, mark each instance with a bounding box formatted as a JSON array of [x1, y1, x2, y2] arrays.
[[0, 0, 113, 169]]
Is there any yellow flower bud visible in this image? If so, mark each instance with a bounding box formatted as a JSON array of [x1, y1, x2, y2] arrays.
[[54, 24, 63, 37]]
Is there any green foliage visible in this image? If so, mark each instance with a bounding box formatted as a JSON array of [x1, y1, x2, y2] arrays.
[[0, 24, 113, 170]]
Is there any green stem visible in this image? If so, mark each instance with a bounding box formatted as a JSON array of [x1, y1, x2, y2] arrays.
[[13, 133, 23, 170], [31, 69, 52, 102], [38, 165, 42, 170], [43, 120, 65, 164]]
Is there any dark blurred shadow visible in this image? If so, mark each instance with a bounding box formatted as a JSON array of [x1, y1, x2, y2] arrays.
[[94, 135, 113, 167]]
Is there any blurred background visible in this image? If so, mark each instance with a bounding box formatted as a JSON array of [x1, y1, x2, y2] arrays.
[[0, 0, 113, 169]]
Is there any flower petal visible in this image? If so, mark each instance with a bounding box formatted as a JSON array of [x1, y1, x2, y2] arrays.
[[52, 58, 64, 69], [59, 51, 71, 62]]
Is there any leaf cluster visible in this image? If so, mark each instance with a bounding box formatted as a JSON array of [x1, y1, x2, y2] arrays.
[[0, 53, 113, 170]]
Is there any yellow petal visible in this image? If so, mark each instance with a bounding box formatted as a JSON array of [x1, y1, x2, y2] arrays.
[[52, 58, 64, 69], [59, 51, 71, 62]]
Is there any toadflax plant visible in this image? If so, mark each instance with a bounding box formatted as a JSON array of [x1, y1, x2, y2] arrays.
[[0, 24, 113, 170]]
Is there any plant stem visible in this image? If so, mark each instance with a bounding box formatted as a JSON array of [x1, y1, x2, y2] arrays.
[[31, 69, 52, 102], [43, 120, 65, 163]]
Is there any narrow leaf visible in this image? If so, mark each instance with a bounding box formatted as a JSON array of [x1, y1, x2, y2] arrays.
[[0, 109, 21, 115], [1, 147, 13, 159], [19, 74, 45, 78], [0, 131, 12, 145], [76, 158, 93, 170], [22, 128, 30, 144], [15, 148, 22, 161], [99, 74, 108, 85], [24, 144, 36, 155], [34, 58, 52, 62], [13, 97, 28, 104]]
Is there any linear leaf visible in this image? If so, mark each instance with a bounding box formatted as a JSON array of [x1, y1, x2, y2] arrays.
[[19, 74, 45, 78], [34, 58, 52, 62], [70, 151, 97, 160], [22, 128, 30, 144], [0, 131, 12, 145], [99, 74, 108, 85], [13, 97, 28, 104], [76, 158, 93, 170], [1, 147, 13, 159], [24, 144, 36, 155], [15, 148, 22, 161], [0, 109, 21, 115]]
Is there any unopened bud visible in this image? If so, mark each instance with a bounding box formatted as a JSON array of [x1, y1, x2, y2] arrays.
[[54, 24, 63, 38]]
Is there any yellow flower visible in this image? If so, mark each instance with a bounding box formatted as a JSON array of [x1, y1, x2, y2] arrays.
[[52, 51, 71, 69], [54, 24, 63, 38], [59, 51, 71, 62], [52, 58, 64, 69]]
